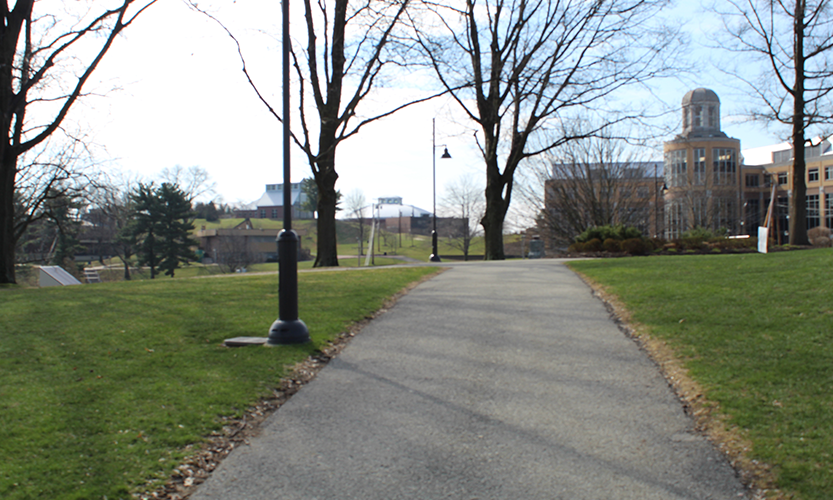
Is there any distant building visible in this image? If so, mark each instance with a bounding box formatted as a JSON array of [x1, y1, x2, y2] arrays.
[[195, 218, 310, 264], [356, 196, 462, 236], [741, 138, 833, 242], [663, 88, 833, 242], [662, 88, 744, 238], [543, 161, 664, 246], [233, 183, 313, 220]]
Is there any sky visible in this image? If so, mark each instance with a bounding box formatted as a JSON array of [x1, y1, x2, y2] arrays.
[[73, 0, 789, 217]]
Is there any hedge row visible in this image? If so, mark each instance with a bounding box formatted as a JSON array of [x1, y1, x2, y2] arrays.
[[568, 235, 760, 256]]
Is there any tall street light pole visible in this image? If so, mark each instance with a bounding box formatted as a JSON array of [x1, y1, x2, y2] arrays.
[[268, 0, 309, 345], [430, 118, 451, 262], [654, 163, 659, 238]]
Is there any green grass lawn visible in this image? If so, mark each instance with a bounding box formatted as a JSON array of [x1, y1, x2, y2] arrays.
[[568, 249, 833, 500], [0, 266, 439, 500]]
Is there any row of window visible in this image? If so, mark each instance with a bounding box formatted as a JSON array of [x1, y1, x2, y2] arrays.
[[745, 165, 833, 187], [664, 197, 738, 239], [684, 105, 718, 129], [741, 194, 833, 232], [665, 193, 833, 238], [666, 148, 737, 186]]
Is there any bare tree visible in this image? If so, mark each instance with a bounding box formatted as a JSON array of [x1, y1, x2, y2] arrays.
[[716, 0, 833, 245], [191, 0, 447, 268], [410, 0, 682, 259], [87, 171, 144, 280], [12, 134, 98, 261], [440, 175, 484, 260], [159, 165, 216, 204], [0, 0, 158, 284], [520, 126, 657, 247], [345, 189, 367, 255]]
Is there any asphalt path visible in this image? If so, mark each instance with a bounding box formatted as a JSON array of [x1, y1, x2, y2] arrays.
[[191, 259, 749, 500]]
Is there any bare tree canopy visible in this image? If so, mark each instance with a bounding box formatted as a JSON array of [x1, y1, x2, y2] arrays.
[[519, 123, 659, 247], [410, 0, 682, 259], [0, 0, 158, 284], [440, 175, 484, 260], [716, 0, 833, 245], [159, 165, 216, 204], [345, 188, 367, 255], [191, 0, 446, 268]]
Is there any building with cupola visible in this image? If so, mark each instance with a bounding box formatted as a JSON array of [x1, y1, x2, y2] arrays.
[[662, 88, 743, 239], [663, 88, 833, 242]]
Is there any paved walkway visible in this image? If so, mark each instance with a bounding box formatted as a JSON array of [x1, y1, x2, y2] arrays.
[[192, 259, 749, 500]]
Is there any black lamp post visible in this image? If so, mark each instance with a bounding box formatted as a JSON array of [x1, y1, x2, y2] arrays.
[[268, 0, 309, 345], [430, 118, 451, 262]]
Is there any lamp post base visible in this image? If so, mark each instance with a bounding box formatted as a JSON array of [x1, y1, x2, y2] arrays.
[[429, 230, 441, 262], [267, 318, 310, 345]]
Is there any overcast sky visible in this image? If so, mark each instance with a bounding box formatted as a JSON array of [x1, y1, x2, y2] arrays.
[[76, 0, 786, 215]]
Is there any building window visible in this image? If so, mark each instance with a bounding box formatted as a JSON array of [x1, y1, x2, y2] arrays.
[[809, 168, 819, 182], [259, 210, 266, 218], [746, 198, 760, 234], [745, 174, 760, 187], [773, 149, 792, 163], [693, 148, 706, 185], [713, 149, 736, 185], [665, 199, 686, 239], [666, 149, 687, 187], [778, 172, 788, 185], [826, 166, 833, 180], [693, 105, 702, 127], [715, 197, 736, 234], [826, 193, 833, 228], [807, 194, 820, 229], [691, 197, 709, 228], [777, 196, 789, 240], [271, 209, 278, 219]]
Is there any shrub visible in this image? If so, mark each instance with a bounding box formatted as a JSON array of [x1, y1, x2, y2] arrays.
[[809, 226, 832, 247], [575, 225, 643, 243], [678, 237, 709, 251], [649, 238, 666, 250], [621, 238, 651, 256], [583, 238, 603, 252], [567, 242, 582, 253], [603, 238, 622, 252]]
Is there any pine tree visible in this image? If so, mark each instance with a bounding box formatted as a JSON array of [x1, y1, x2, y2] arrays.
[[127, 183, 197, 279], [157, 183, 196, 278], [129, 183, 163, 279]]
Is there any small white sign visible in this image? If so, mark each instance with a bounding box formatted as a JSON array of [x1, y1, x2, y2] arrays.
[[758, 227, 769, 254]]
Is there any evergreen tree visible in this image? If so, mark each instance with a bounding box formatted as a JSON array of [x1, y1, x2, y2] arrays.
[[127, 183, 197, 279], [301, 177, 342, 217], [195, 201, 220, 222], [129, 183, 163, 279], [157, 183, 196, 277]]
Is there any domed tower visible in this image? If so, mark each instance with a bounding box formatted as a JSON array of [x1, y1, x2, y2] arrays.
[[663, 89, 742, 238], [679, 88, 726, 139]]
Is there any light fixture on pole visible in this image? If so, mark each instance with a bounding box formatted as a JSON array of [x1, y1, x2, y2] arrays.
[[430, 118, 451, 262], [268, 0, 309, 345]]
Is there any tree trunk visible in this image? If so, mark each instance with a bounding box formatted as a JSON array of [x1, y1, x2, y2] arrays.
[[789, 0, 810, 246], [314, 166, 339, 267], [482, 178, 507, 260], [0, 153, 17, 284]]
